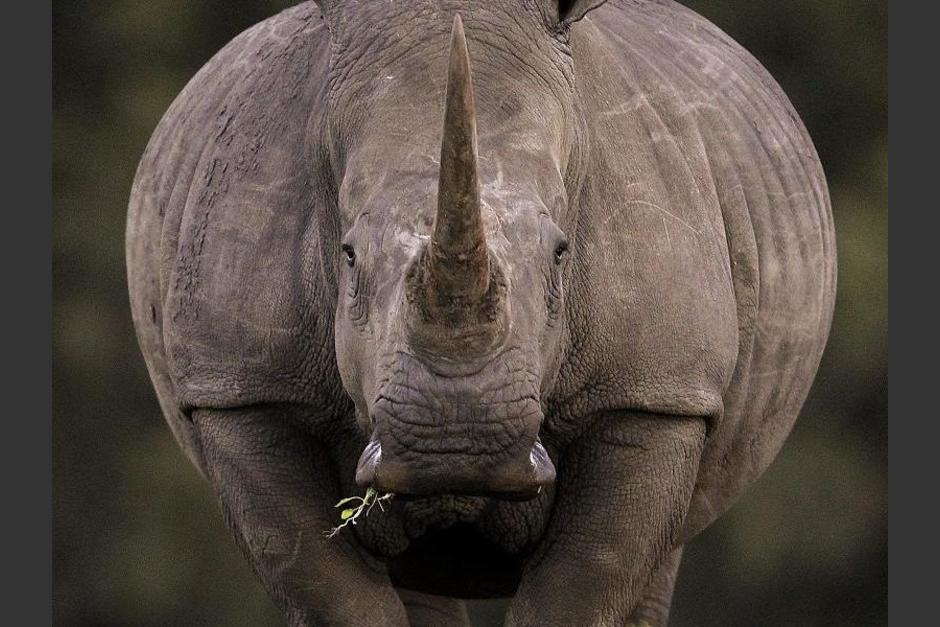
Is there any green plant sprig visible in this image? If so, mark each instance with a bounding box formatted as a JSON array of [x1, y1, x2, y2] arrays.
[[324, 487, 395, 538]]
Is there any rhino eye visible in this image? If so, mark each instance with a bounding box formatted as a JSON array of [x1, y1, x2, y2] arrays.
[[341, 244, 356, 267], [553, 239, 569, 264]]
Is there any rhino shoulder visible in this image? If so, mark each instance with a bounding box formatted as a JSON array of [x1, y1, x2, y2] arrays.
[[561, 0, 836, 533], [128, 4, 346, 420]]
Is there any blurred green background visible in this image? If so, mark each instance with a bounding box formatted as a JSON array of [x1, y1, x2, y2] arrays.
[[52, 1, 887, 625]]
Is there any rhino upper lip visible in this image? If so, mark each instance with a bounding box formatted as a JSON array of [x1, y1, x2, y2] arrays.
[[371, 394, 539, 450]]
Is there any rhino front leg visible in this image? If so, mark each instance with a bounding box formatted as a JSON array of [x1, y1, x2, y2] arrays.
[[506, 412, 705, 627], [397, 588, 472, 627], [626, 546, 685, 627], [193, 407, 409, 627]]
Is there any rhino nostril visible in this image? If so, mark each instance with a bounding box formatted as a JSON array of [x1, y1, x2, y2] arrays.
[[355, 436, 382, 487], [528, 439, 556, 485]]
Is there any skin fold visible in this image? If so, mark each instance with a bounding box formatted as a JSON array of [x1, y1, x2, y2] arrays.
[[126, 1, 836, 625]]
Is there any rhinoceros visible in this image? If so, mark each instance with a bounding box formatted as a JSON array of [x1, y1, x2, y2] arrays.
[[126, 0, 836, 625]]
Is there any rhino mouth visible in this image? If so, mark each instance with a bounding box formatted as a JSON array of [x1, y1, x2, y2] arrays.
[[355, 432, 555, 500]]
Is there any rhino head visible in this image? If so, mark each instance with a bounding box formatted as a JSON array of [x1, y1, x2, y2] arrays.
[[323, 2, 602, 499]]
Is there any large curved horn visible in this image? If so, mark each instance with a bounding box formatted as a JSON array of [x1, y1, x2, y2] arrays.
[[429, 14, 489, 303]]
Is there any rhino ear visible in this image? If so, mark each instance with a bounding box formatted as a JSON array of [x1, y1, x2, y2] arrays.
[[312, 0, 334, 24], [552, 0, 608, 25], [312, 0, 337, 35]]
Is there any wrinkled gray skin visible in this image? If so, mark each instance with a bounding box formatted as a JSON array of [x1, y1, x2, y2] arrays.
[[126, 1, 836, 625]]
